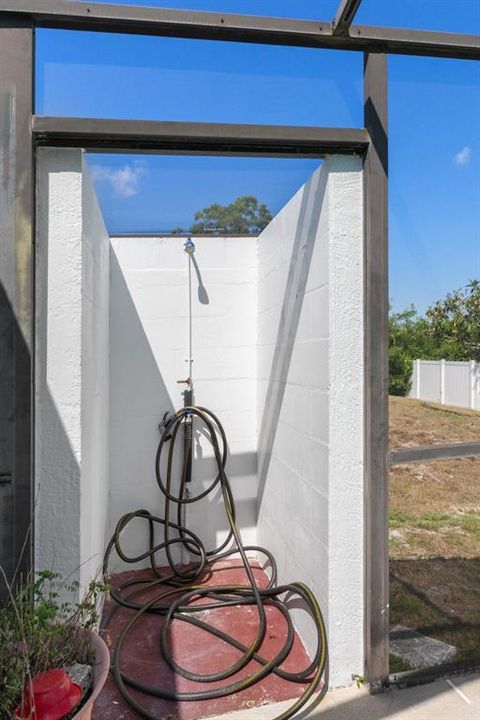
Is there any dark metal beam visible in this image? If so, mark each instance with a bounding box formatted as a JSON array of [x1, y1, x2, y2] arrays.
[[389, 442, 480, 465], [350, 23, 480, 60], [363, 52, 389, 692], [0, 18, 34, 597], [32, 116, 369, 157], [0, 1, 479, 59], [391, 657, 480, 688], [332, 0, 363, 36]]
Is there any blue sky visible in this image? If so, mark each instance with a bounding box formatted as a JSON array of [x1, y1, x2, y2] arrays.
[[35, 0, 479, 312]]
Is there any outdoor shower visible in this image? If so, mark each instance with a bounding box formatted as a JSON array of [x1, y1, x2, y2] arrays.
[[102, 238, 328, 720]]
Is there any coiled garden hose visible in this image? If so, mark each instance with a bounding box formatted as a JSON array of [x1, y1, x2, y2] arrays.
[[103, 405, 328, 719]]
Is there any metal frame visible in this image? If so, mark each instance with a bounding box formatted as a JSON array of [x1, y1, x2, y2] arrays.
[[0, 17, 34, 595], [333, 0, 363, 36], [0, 0, 478, 691], [363, 52, 389, 691], [389, 442, 480, 465], [0, 1, 479, 59], [32, 116, 369, 157]]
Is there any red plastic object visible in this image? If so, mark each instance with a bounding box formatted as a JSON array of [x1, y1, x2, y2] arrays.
[[14, 668, 82, 720]]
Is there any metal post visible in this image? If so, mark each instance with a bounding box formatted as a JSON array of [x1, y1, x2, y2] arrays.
[[332, 0, 363, 36], [440, 359, 446, 405], [363, 52, 389, 691], [470, 360, 475, 410], [0, 17, 34, 594]]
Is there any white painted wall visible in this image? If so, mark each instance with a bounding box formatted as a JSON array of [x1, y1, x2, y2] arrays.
[[80, 162, 110, 592], [35, 149, 110, 596], [108, 236, 258, 570], [35, 152, 365, 686], [256, 157, 364, 687]]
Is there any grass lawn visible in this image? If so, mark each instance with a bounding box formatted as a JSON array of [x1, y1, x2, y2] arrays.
[[389, 396, 480, 667]]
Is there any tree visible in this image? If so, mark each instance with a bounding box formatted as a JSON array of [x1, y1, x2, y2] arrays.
[[388, 279, 480, 396], [189, 195, 272, 234], [426, 280, 480, 362], [389, 306, 434, 396]]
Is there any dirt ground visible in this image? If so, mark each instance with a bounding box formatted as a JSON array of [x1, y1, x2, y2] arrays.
[[389, 397, 480, 666], [389, 397, 480, 560]]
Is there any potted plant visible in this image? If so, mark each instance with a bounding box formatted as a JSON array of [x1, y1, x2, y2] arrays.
[[0, 569, 110, 720]]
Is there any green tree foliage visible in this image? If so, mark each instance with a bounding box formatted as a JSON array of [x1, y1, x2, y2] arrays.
[[184, 195, 272, 235], [389, 307, 434, 396], [389, 280, 480, 396], [426, 280, 480, 362]]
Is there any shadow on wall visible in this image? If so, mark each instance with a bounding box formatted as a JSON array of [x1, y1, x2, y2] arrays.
[[108, 248, 176, 570], [0, 279, 22, 595], [35, 390, 84, 591], [191, 252, 209, 305], [188, 437, 258, 555], [11, 337, 80, 599], [108, 247, 256, 570], [256, 166, 328, 513]]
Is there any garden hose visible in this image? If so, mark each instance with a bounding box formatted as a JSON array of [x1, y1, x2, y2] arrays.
[[103, 405, 328, 719]]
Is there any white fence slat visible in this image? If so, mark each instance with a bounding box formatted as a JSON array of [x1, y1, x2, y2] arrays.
[[410, 359, 479, 411]]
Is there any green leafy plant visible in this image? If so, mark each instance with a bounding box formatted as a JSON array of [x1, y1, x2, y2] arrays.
[[389, 345, 414, 397], [388, 305, 435, 396], [351, 673, 366, 687], [389, 279, 480, 396], [426, 280, 480, 362], [0, 568, 108, 719]]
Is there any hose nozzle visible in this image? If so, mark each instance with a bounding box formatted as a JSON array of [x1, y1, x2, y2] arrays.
[[184, 237, 195, 255]]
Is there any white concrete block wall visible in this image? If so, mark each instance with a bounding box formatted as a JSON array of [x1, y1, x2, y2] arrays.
[[256, 157, 364, 687], [79, 158, 110, 591], [35, 151, 366, 686], [108, 236, 258, 570], [35, 149, 110, 596]]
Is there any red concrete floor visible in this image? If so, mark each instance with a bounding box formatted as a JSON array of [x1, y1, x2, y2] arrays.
[[93, 559, 313, 720]]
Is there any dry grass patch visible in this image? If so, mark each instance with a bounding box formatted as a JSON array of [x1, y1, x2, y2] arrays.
[[390, 396, 480, 447], [390, 558, 480, 663], [388, 397, 480, 669], [389, 396, 480, 560]]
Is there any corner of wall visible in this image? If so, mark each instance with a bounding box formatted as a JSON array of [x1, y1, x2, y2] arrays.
[[35, 148, 110, 600], [79, 158, 111, 591], [326, 154, 364, 686], [256, 157, 364, 688], [35, 148, 84, 589]]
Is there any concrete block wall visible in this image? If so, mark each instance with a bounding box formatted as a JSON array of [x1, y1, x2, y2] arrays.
[[80, 161, 110, 592], [35, 151, 365, 686], [108, 236, 258, 570], [256, 157, 364, 687], [35, 149, 110, 595]]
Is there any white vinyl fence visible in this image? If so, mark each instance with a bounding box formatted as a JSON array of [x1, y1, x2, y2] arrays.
[[410, 359, 480, 411]]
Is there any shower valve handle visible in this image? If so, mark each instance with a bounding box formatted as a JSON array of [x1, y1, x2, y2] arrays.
[[177, 378, 192, 387]]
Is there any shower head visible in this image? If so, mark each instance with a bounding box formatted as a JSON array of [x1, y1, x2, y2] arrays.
[[184, 237, 195, 255]]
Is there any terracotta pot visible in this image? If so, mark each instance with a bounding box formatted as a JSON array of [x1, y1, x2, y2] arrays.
[[71, 630, 110, 720]]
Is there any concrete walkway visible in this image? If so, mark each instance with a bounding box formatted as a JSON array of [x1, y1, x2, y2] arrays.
[[210, 673, 480, 720]]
